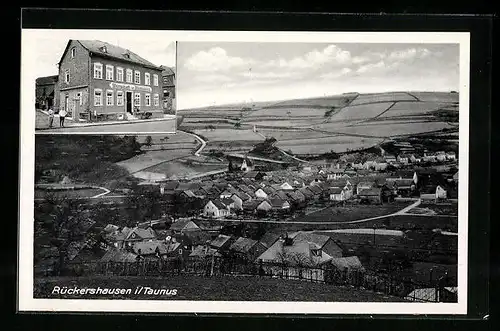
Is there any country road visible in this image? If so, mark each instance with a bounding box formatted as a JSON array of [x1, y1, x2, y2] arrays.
[[179, 130, 207, 156]]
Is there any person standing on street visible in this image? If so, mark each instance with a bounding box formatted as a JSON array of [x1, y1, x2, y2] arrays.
[[59, 108, 67, 127], [47, 107, 54, 128]]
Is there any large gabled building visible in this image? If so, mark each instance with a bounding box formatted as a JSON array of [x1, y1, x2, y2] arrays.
[[55, 40, 164, 121]]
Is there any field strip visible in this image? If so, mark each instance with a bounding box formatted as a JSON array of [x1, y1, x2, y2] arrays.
[[207, 200, 422, 225], [405, 91, 420, 101], [360, 102, 397, 122]]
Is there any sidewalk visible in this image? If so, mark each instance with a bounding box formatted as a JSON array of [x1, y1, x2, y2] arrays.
[[36, 110, 176, 130]]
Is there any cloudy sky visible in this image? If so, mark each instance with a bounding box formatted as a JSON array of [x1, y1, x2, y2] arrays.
[[24, 29, 176, 79], [177, 42, 459, 109]]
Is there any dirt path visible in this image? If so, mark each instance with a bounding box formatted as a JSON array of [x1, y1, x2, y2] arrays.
[[179, 130, 207, 156]]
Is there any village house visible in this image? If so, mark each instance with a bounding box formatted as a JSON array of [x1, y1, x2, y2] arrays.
[[56, 40, 163, 121], [159, 65, 175, 113], [278, 182, 294, 190], [202, 199, 231, 218], [409, 154, 422, 163], [256, 232, 343, 281], [189, 244, 222, 260], [259, 232, 281, 249], [358, 187, 384, 204], [384, 154, 397, 163], [298, 187, 315, 201], [395, 179, 417, 197], [209, 234, 235, 254], [356, 181, 375, 195], [329, 187, 348, 201], [269, 198, 291, 211], [436, 151, 447, 162], [169, 219, 201, 235], [229, 237, 267, 262], [240, 158, 254, 172], [387, 170, 418, 184], [243, 171, 266, 181], [36, 75, 59, 110], [327, 168, 346, 180], [397, 154, 410, 164], [423, 152, 438, 163], [256, 200, 273, 213], [254, 188, 268, 199], [420, 185, 448, 200], [446, 151, 457, 161]]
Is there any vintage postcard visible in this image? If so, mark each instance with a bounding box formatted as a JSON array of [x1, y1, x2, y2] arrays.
[[19, 30, 470, 314]]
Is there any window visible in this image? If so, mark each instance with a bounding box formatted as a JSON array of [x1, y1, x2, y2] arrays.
[[126, 69, 133, 83], [311, 249, 322, 257], [163, 90, 170, 98], [116, 91, 124, 106], [106, 90, 114, 106], [64, 69, 70, 83], [153, 74, 159, 86], [94, 89, 103, 106], [70, 47, 76, 58], [145, 73, 151, 85], [153, 94, 159, 106], [116, 67, 124, 82], [134, 93, 141, 106], [145, 93, 151, 106], [178, 249, 182, 255], [93, 63, 103, 79], [106, 65, 114, 80], [134, 70, 140, 84]]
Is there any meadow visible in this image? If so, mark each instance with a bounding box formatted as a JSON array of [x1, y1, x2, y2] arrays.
[[348, 92, 417, 106], [378, 101, 455, 118], [193, 128, 265, 142], [328, 102, 394, 122]]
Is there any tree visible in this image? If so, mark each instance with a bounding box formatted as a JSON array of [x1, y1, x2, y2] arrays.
[[144, 136, 153, 147], [124, 189, 164, 224], [234, 121, 242, 129], [34, 193, 91, 275]]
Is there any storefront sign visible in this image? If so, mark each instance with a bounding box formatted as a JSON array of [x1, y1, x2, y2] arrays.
[[109, 82, 152, 92]]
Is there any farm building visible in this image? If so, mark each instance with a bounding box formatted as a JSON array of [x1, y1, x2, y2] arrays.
[[269, 198, 291, 211], [358, 188, 383, 204], [329, 187, 347, 201], [202, 199, 231, 218], [55, 40, 164, 121], [356, 181, 375, 195], [209, 234, 234, 253], [229, 237, 267, 262], [254, 188, 268, 199], [421, 185, 448, 200], [169, 219, 201, 235]]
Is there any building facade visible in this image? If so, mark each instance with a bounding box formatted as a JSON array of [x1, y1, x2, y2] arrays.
[[160, 65, 176, 114], [56, 40, 163, 121], [35, 75, 59, 110]]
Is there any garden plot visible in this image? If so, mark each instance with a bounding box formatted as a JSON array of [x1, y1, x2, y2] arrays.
[[267, 94, 356, 108], [193, 128, 265, 142], [329, 102, 394, 122], [277, 136, 383, 154], [408, 92, 459, 103], [378, 101, 455, 118], [259, 129, 338, 141], [349, 92, 417, 106], [117, 149, 193, 173], [318, 121, 454, 137], [244, 107, 328, 119]]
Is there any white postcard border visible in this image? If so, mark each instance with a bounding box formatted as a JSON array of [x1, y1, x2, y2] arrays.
[[19, 29, 470, 314]]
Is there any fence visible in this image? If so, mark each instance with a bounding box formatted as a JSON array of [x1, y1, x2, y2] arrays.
[[61, 256, 454, 302]]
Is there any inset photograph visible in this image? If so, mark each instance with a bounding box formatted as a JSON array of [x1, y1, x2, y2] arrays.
[[29, 31, 176, 133]]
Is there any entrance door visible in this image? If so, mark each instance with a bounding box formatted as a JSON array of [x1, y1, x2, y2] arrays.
[[126, 91, 132, 114], [64, 95, 73, 119]]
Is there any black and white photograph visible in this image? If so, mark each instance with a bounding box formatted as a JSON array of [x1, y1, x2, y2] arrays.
[[28, 30, 177, 134], [19, 30, 470, 315]]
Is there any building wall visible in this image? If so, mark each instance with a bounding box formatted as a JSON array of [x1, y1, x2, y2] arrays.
[[322, 240, 343, 258], [57, 40, 90, 114], [59, 87, 90, 120], [162, 73, 176, 113], [89, 56, 163, 117]]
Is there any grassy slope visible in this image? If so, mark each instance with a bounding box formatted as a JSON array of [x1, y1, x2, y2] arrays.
[[34, 275, 407, 302]]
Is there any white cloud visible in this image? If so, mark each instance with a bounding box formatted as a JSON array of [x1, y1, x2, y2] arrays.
[[193, 74, 233, 83], [386, 47, 431, 61], [320, 67, 352, 79], [240, 71, 295, 79], [184, 47, 254, 72], [265, 44, 352, 70], [356, 60, 386, 73]]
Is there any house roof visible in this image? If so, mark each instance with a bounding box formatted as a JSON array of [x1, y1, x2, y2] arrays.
[[357, 181, 375, 187], [132, 240, 164, 255], [159, 65, 175, 76], [358, 187, 382, 196], [259, 232, 281, 248], [125, 227, 156, 241], [103, 224, 119, 233], [243, 171, 262, 179], [298, 187, 314, 198], [292, 231, 331, 248], [230, 237, 258, 253], [308, 185, 322, 194], [257, 238, 333, 266], [210, 234, 232, 249], [269, 198, 289, 208], [75, 40, 160, 69], [162, 181, 179, 190], [211, 199, 229, 210], [395, 179, 415, 187], [330, 256, 365, 271], [329, 187, 344, 194], [189, 245, 222, 258], [169, 219, 200, 231], [221, 198, 234, 206], [36, 75, 58, 85]]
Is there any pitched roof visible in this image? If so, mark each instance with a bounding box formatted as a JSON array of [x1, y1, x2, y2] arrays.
[[259, 232, 281, 248], [189, 245, 222, 258], [169, 219, 200, 231], [36, 75, 58, 85], [210, 234, 232, 249], [76, 40, 160, 69], [162, 181, 179, 190], [358, 187, 382, 196], [230, 237, 258, 253], [269, 198, 289, 208], [159, 65, 175, 76], [132, 240, 164, 255], [210, 199, 229, 210], [100, 249, 138, 263], [257, 238, 333, 266], [125, 227, 156, 241], [395, 179, 415, 187], [329, 187, 344, 194], [292, 231, 331, 248], [221, 198, 234, 206]]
